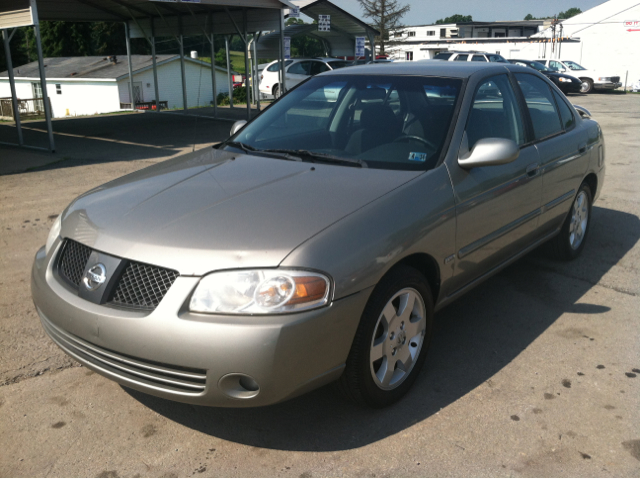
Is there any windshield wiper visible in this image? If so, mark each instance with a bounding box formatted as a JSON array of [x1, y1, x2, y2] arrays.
[[222, 141, 301, 162], [262, 149, 368, 168]]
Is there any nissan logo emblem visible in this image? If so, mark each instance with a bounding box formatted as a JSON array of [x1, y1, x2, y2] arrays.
[[83, 264, 107, 291]]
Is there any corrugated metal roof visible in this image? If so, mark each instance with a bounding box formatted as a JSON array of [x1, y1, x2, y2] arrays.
[[0, 55, 229, 80]]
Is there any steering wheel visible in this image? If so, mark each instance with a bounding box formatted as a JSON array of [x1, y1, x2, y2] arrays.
[[393, 135, 437, 151]]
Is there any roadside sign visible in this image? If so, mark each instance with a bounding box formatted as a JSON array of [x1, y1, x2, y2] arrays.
[[290, 7, 300, 18], [284, 37, 291, 59], [318, 15, 331, 32], [355, 37, 366, 57]]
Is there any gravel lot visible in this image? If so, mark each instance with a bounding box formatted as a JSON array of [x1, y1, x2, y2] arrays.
[[0, 93, 638, 477]]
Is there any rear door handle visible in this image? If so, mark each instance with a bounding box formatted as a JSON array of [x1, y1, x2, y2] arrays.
[[526, 163, 539, 177]]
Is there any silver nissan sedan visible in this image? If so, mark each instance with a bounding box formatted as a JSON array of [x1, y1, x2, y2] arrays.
[[32, 62, 605, 408]]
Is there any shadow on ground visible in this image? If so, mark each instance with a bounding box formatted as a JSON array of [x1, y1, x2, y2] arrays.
[[125, 205, 639, 451], [0, 112, 237, 175]]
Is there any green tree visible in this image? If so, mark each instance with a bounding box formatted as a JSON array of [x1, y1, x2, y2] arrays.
[[435, 14, 473, 24], [558, 7, 582, 19], [357, 0, 411, 56]]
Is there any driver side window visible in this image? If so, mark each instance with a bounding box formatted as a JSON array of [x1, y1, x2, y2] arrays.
[[466, 75, 525, 150]]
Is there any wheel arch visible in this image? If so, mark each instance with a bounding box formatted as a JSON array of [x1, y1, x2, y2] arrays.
[[393, 253, 441, 304], [583, 172, 598, 198]]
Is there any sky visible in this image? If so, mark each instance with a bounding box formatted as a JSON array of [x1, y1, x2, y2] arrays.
[[324, 0, 606, 24]]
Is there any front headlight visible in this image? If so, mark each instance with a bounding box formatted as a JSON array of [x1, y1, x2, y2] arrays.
[[189, 269, 331, 314], [559, 77, 571, 82], [45, 214, 62, 256]]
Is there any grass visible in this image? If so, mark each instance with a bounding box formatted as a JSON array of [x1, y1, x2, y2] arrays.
[[198, 51, 247, 74]]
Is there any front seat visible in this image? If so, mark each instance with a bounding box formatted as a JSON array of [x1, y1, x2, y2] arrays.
[[345, 104, 401, 155]]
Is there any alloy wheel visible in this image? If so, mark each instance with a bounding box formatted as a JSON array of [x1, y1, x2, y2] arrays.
[[569, 191, 589, 250], [370, 288, 426, 390]]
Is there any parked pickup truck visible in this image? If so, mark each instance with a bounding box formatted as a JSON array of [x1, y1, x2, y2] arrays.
[[536, 59, 622, 93]]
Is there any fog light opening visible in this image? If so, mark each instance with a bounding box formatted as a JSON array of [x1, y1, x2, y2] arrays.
[[218, 373, 261, 399]]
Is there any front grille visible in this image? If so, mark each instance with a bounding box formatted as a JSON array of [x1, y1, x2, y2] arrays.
[[56, 239, 178, 311], [59, 239, 92, 286], [611, 76, 620, 83], [110, 262, 179, 310], [41, 313, 207, 395]]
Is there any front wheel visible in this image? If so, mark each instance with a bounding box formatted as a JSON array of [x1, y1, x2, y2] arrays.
[[273, 84, 282, 99], [580, 78, 593, 94], [549, 182, 593, 260], [338, 265, 433, 408]]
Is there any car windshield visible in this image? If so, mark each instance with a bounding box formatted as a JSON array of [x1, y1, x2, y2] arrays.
[[564, 60, 586, 71], [227, 74, 463, 170]]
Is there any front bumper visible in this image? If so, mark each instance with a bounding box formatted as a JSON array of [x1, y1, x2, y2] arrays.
[[32, 242, 372, 407], [594, 82, 622, 90]]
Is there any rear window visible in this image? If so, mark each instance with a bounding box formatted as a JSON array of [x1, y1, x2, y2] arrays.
[[328, 61, 351, 70], [434, 53, 453, 60], [471, 55, 487, 62]]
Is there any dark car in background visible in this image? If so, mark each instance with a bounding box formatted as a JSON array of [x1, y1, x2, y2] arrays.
[[509, 59, 582, 95]]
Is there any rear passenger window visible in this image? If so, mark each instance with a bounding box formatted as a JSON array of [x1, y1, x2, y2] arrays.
[[466, 74, 525, 149], [288, 62, 311, 75], [310, 62, 330, 75], [471, 55, 487, 62], [515, 73, 562, 140], [454, 54, 468, 61], [552, 90, 575, 130]]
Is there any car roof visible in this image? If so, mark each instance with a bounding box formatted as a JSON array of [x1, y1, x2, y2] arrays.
[[323, 61, 530, 79]]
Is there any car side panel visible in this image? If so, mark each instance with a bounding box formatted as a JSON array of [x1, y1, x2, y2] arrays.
[[536, 124, 590, 235]]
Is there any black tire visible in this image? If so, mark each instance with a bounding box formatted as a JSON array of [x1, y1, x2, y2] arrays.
[[580, 78, 593, 94], [548, 182, 593, 260], [338, 265, 434, 408], [273, 84, 281, 99]]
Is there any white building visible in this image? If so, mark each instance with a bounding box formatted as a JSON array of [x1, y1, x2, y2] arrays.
[[0, 54, 231, 118], [386, 0, 640, 87], [387, 21, 545, 60]]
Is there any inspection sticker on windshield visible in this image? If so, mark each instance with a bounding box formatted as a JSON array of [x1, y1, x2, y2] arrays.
[[408, 152, 427, 162]]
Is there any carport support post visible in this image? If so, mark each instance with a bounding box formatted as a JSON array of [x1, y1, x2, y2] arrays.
[[125, 22, 135, 110], [208, 14, 217, 118], [32, 5, 55, 152], [368, 33, 376, 62], [178, 16, 188, 113], [243, 9, 251, 121], [279, 9, 286, 94], [225, 36, 233, 108], [2, 29, 23, 146], [150, 19, 160, 112], [253, 34, 260, 112]]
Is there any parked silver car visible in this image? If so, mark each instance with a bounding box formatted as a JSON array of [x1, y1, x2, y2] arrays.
[[32, 62, 605, 408]]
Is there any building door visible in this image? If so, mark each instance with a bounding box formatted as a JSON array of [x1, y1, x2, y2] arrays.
[[127, 82, 143, 104], [405, 51, 414, 61]]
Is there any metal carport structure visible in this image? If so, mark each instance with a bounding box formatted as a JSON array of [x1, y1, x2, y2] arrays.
[[0, 0, 294, 152]]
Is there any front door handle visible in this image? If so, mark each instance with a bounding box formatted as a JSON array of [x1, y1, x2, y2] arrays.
[[526, 163, 539, 177], [578, 143, 587, 153]]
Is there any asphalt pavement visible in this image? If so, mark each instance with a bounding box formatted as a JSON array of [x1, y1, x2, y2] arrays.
[[0, 92, 638, 477]]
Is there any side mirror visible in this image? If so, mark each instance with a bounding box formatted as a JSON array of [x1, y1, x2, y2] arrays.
[[230, 120, 247, 136], [573, 105, 591, 119], [458, 137, 519, 169]]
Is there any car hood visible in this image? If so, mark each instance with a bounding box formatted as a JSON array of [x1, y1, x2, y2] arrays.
[[61, 147, 422, 275]]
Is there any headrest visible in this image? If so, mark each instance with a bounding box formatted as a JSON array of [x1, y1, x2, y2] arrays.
[[360, 104, 398, 131]]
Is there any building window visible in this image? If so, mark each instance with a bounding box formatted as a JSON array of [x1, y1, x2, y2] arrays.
[[408, 31, 416, 37], [32, 82, 42, 98], [56, 84, 62, 95], [427, 31, 435, 36], [405, 51, 414, 61], [440, 28, 446, 38]]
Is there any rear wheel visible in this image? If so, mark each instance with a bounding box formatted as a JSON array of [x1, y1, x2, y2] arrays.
[[273, 84, 282, 99], [338, 265, 433, 408], [580, 78, 593, 94], [549, 182, 593, 260]]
